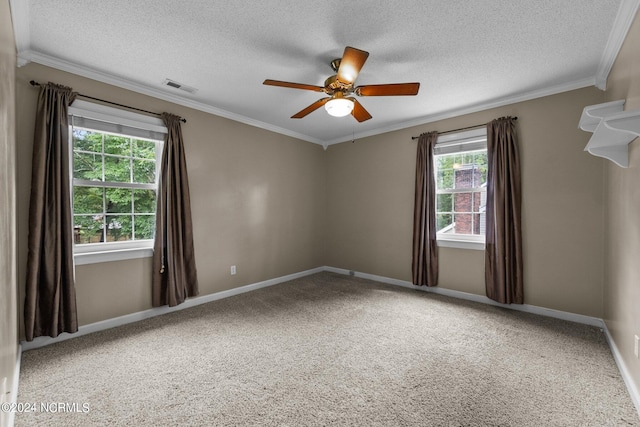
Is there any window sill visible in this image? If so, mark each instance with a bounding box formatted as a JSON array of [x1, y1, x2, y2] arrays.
[[437, 239, 485, 251], [74, 247, 153, 265]]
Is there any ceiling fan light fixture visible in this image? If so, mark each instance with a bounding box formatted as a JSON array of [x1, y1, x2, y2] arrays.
[[264, 46, 418, 123], [325, 97, 354, 117]]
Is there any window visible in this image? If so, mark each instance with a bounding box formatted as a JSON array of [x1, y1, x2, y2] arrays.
[[71, 129, 160, 243], [68, 100, 166, 264], [434, 128, 487, 250]]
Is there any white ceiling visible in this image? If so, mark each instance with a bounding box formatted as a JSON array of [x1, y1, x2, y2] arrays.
[[10, 0, 638, 146]]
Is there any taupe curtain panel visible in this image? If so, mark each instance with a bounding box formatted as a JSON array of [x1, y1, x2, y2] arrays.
[[24, 83, 79, 341], [485, 117, 523, 304], [412, 131, 439, 287], [152, 113, 199, 307]]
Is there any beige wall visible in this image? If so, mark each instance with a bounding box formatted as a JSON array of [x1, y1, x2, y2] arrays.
[[0, 0, 18, 424], [12, 14, 631, 355], [326, 86, 606, 317], [15, 63, 327, 330], [603, 9, 640, 406]]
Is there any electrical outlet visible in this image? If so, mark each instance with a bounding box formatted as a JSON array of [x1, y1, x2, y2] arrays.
[[635, 335, 639, 358], [230, 265, 236, 275]]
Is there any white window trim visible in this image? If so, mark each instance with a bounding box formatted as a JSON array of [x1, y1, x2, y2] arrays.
[[69, 100, 166, 264], [435, 128, 487, 251], [435, 127, 486, 152], [74, 241, 154, 265], [436, 235, 485, 251], [68, 100, 168, 135]]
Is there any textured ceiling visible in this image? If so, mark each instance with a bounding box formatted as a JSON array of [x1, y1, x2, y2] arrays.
[[10, 0, 632, 146]]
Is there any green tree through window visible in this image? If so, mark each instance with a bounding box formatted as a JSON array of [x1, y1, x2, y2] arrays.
[[72, 128, 160, 244]]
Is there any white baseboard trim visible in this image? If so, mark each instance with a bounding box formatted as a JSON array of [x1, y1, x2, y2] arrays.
[[603, 322, 640, 418], [21, 266, 324, 351], [16, 265, 639, 420], [6, 345, 22, 427], [17, 264, 605, 348], [324, 267, 604, 328]]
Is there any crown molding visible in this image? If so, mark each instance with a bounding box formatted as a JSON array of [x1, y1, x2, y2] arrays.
[[324, 76, 596, 146], [20, 49, 598, 148], [9, 0, 30, 64], [22, 50, 325, 146], [12, 2, 638, 146], [595, 0, 640, 90]]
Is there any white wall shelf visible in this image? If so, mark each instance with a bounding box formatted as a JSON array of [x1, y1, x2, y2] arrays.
[[579, 100, 640, 167]]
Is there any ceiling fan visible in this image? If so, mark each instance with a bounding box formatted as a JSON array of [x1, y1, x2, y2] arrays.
[[263, 46, 420, 122]]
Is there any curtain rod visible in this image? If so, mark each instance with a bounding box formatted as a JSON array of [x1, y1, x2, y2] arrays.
[[29, 80, 187, 123], [411, 117, 517, 140]]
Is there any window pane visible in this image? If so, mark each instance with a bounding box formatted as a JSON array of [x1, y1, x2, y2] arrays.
[[133, 139, 157, 160], [454, 213, 473, 234], [462, 152, 474, 165], [104, 155, 131, 182], [104, 134, 131, 156], [73, 152, 102, 181], [476, 152, 488, 185], [134, 189, 156, 213], [74, 187, 103, 214], [436, 213, 453, 232], [73, 129, 102, 153], [71, 119, 160, 248], [479, 213, 486, 234], [436, 155, 451, 170], [436, 151, 488, 189], [454, 192, 473, 213], [106, 188, 132, 214], [436, 158, 454, 190], [454, 167, 481, 189], [435, 146, 487, 238], [74, 215, 104, 244], [105, 215, 132, 242], [472, 191, 487, 213], [134, 215, 155, 240], [436, 193, 452, 213], [133, 159, 156, 184]]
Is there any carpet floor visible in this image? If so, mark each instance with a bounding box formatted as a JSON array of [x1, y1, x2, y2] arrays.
[[16, 272, 639, 426]]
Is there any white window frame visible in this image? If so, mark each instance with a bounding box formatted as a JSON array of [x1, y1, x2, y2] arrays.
[[68, 100, 166, 265], [434, 128, 487, 251]]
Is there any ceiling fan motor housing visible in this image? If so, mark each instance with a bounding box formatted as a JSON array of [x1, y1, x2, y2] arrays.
[[323, 75, 352, 96], [263, 46, 419, 122]]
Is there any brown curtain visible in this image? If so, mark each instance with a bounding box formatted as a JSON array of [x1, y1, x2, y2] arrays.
[[24, 83, 78, 341], [485, 117, 523, 304], [152, 113, 199, 307], [412, 131, 439, 286]]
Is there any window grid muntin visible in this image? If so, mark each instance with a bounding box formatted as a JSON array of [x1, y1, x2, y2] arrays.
[[71, 126, 160, 245], [434, 147, 487, 238], [436, 190, 486, 235]]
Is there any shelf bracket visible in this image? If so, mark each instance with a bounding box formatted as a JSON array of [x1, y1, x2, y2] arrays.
[[579, 100, 640, 168]]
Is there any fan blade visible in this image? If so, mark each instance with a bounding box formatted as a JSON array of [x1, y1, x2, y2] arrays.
[[336, 46, 369, 85], [291, 98, 330, 119], [350, 99, 372, 122], [355, 83, 420, 96], [263, 79, 325, 92]]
